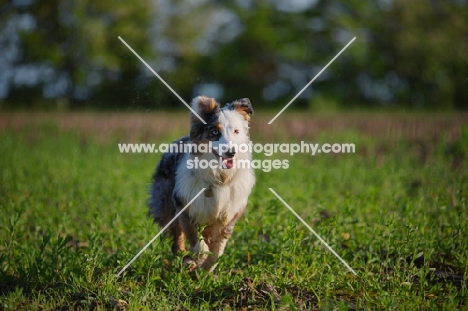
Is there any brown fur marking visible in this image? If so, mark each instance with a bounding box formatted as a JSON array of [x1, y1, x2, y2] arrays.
[[228, 99, 254, 121], [235, 109, 251, 121], [215, 122, 222, 133], [194, 96, 219, 115]]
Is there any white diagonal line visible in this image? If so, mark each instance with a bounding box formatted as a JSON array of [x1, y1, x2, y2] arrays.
[[116, 187, 206, 277], [268, 188, 357, 275], [118, 36, 206, 124], [268, 37, 356, 124]]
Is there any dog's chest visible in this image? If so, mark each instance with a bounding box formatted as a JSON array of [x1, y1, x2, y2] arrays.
[[190, 183, 248, 225], [175, 168, 254, 226], [193, 186, 239, 225]]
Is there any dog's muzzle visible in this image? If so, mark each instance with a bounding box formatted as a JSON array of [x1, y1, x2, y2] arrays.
[[211, 148, 235, 169]]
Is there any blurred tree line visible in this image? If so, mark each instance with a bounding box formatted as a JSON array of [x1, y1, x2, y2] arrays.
[[1, 0, 467, 111]]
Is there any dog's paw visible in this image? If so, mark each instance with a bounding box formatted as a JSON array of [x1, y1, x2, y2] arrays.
[[182, 256, 198, 272]]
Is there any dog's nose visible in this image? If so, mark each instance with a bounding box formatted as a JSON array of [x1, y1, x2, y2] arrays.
[[225, 149, 236, 158]]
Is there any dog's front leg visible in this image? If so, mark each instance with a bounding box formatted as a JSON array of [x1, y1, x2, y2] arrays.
[[177, 211, 201, 269], [199, 224, 235, 272]]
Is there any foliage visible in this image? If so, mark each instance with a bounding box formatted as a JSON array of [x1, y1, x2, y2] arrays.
[[1, 0, 468, 110], [2, 0, 153, 108]]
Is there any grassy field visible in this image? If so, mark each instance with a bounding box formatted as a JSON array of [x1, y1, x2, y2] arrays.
[[1, 112, 467, 310]]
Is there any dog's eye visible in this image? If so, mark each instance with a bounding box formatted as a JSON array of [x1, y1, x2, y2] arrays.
[[234, 129, 239, 134], [211, 129, 219, 136]]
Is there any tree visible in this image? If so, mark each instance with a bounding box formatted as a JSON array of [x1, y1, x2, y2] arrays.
[[3, 0, 154, 108], [2, 0, 467, 110], [389, 0, 468, 108]]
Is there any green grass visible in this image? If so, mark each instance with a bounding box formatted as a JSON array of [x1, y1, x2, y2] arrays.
[[1, 113, 467, 310]]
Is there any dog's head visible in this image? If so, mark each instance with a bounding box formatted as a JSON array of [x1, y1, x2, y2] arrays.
[[190, 96, 254, 169]]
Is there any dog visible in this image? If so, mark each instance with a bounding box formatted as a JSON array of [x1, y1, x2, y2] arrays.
[[148, 96, 255, 272]]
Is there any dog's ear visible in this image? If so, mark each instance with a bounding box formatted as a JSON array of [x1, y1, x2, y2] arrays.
[[190, 96, 220, 141], [190, 96, 220, 121], [226, 98, 254, 121]]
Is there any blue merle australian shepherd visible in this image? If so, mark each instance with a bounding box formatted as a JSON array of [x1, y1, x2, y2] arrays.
[[148, 96, 255, 272]]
